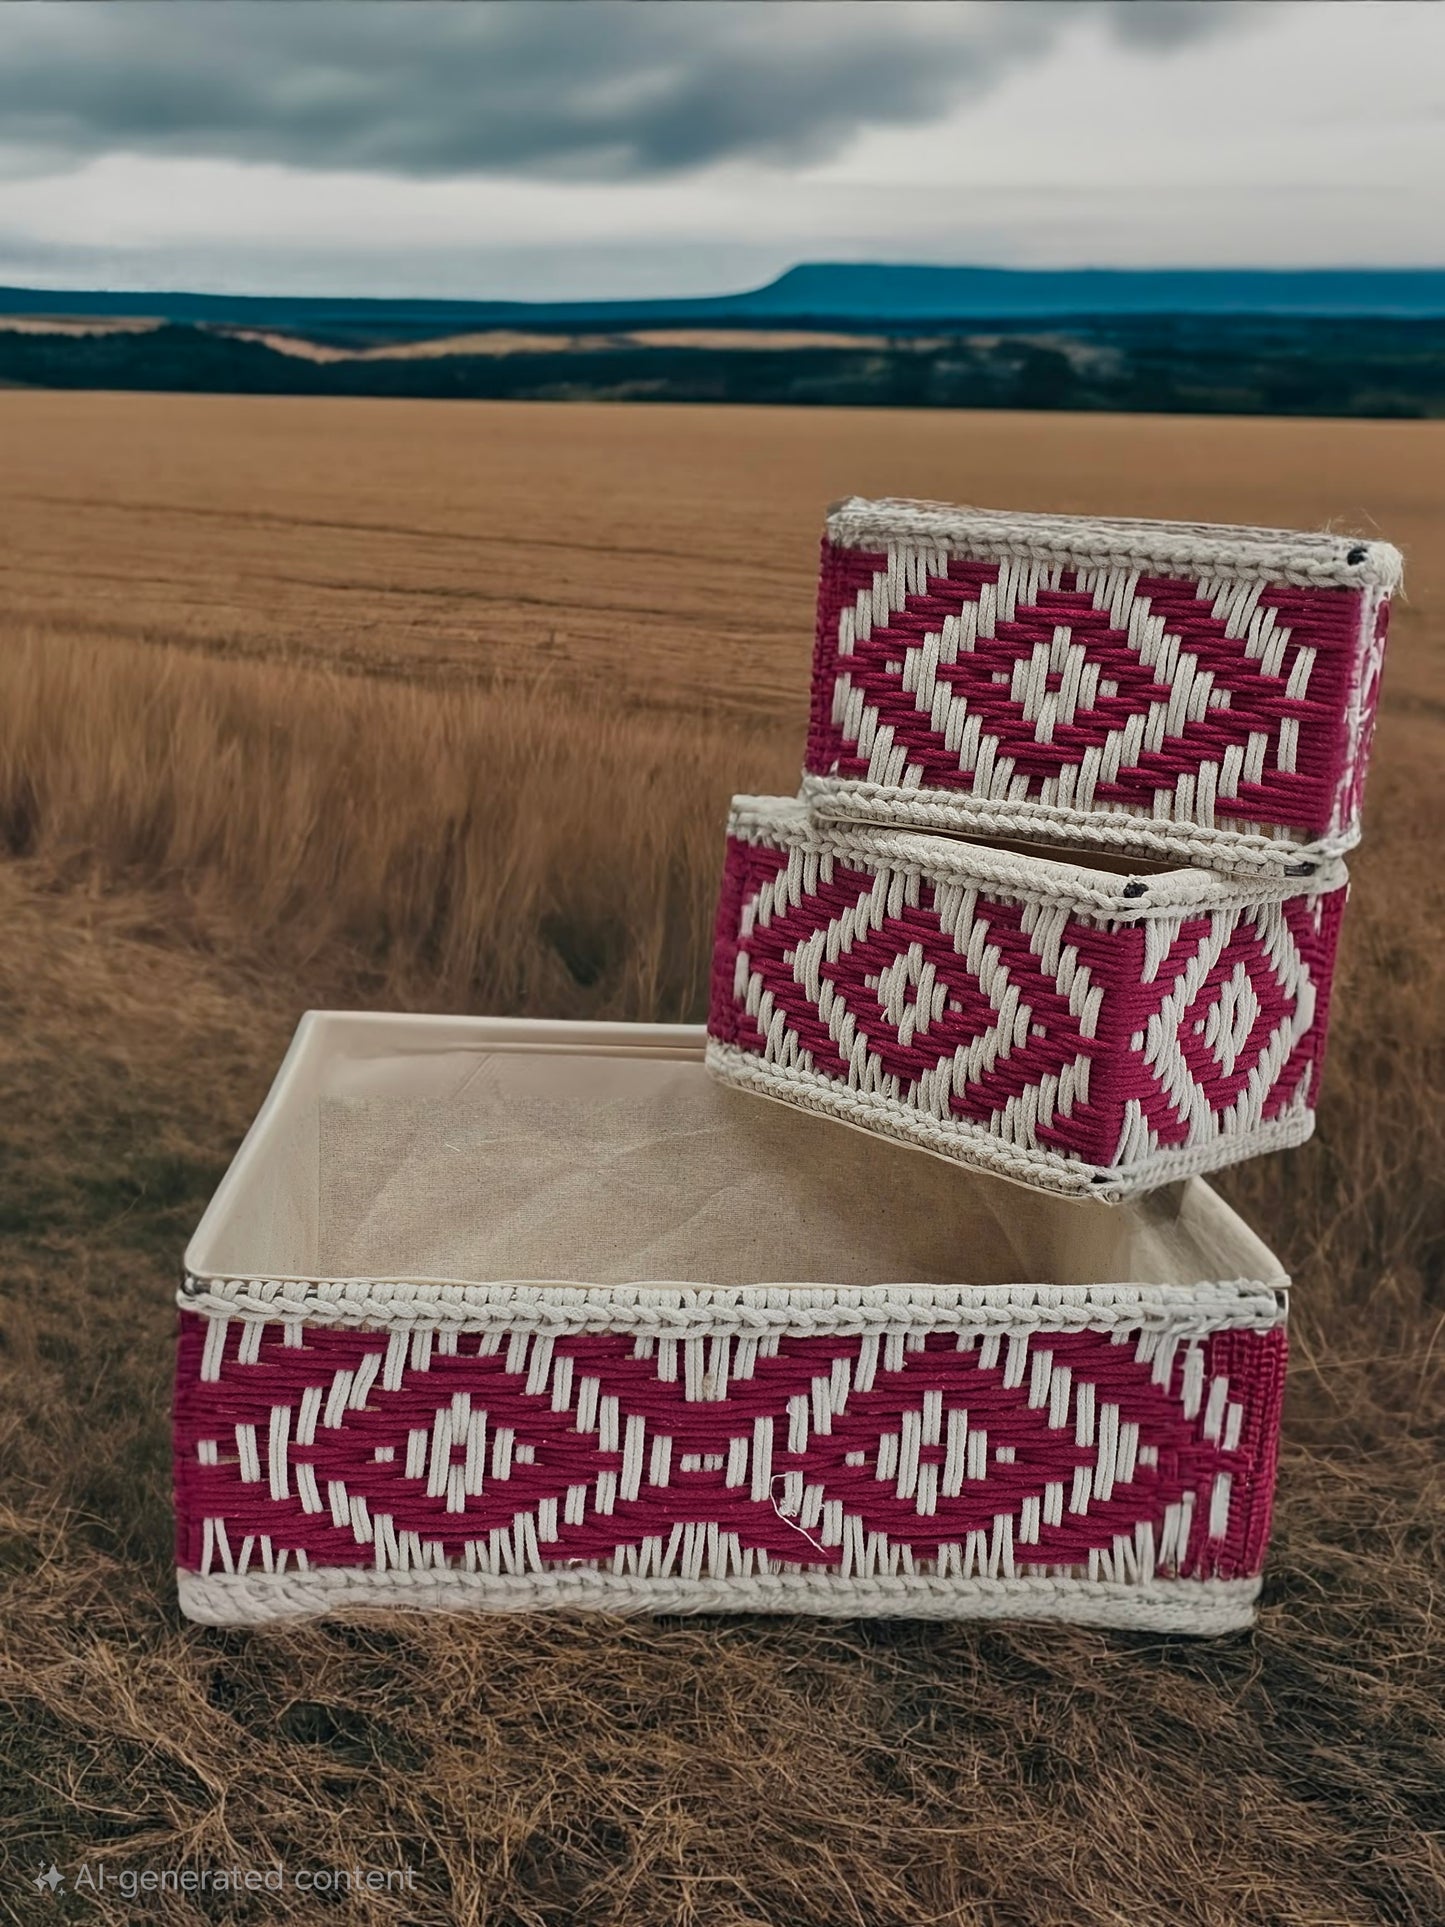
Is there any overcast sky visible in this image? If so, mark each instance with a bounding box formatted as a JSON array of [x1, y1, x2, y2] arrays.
[[0, 0, 1440, 298]]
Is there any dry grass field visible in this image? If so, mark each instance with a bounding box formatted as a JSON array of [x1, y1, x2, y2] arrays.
[[0, 393, 1441, 1926]]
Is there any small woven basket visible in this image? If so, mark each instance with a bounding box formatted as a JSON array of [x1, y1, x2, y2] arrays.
[[804, 499, 1401, 874]]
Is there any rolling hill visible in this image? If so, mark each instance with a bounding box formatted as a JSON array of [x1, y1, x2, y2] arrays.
[[1, 262, 1444, 335]]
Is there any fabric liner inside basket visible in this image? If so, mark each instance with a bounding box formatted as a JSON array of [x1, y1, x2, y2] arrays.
[[196, 1033, 1278, 1293]]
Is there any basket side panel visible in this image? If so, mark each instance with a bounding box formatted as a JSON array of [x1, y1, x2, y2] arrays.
[[174, 1311, 1286, 1593], [707, 827, 1133, 1169], [1105, 885, 1348, 1167], [805, 535, 1371, 852], [805, 533, 869, 782], [1281, 882, 1348, 1111], [1332, 588, 1393, 843], [1192, 1325, 1288, 1581]]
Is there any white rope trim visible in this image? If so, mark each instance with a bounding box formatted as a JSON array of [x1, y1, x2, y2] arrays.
[[825, 497, 1404, 591], [178, 1566, 1263, 1632], [728, 795, 1348, 918], [800, 777, 1350, 875], [707, 1040, 1315, 1203], [178, 1275, 1287, 1334]]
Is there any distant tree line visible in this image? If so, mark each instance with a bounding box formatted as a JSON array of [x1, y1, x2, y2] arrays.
[[0, 315, 1440, 418]]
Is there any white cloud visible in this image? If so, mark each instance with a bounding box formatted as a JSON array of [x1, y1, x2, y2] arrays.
[[0, 0, 1437, 295]]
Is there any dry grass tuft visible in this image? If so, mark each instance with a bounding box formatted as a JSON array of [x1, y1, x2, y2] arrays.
[[0, 630, 795, 1020], [0, 397, 1442, 1926]]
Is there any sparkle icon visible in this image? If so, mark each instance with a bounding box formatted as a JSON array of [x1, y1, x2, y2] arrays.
[[34, 1864, 64, 1894]]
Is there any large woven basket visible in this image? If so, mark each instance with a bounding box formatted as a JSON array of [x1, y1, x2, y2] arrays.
[[176, 1015, 1286, 1633]]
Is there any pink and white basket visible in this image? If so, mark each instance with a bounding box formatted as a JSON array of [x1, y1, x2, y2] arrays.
[[804, 499, 1401, 874], [175, 1015, 1287, 1632], [708, 798, 1346, 1201]]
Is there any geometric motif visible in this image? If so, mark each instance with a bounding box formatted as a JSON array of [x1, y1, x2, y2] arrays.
[[804, 533, 1394, 867], [175, 1309, 1286, 1594], [708, 803, 1346, 1197]]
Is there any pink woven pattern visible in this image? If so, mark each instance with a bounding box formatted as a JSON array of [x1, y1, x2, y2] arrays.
[[175, 1314, 1285, 1584], [710, 833, 1344, 1175], [1335, 592, 1392, 836], [806, 539, 1389, 849]]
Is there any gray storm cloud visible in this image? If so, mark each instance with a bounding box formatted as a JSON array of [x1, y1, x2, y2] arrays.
[[0, 0, 1263, 181]]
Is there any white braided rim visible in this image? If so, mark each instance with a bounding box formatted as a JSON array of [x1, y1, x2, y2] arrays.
[[178, 1568, 1263, 1633], [706, 1041, 1316, 1203], [178, 1277, 1288, 1334], [728, 796, 1349, 916], [801, 777, 1354, 874], [825, 498, 1403, 591]]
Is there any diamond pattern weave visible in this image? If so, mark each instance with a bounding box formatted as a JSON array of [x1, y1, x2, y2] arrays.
[[806, 540, 1386, 850], [175, 1313, 1285, 1587], [709, 833, 1344, 1176]]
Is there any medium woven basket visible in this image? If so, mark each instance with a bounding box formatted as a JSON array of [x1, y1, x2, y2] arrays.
[[707, 796, 1346, 1201]]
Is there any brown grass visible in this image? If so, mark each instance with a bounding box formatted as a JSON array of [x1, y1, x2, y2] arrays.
[[0, 395, 1441, 1926], [0, 632, 794, 1019]]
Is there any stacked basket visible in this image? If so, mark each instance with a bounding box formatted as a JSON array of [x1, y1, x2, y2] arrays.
[[691, 497, 1401, 1624], [708, 498, 1400, 1201], [174, 498, 1400, 1634]]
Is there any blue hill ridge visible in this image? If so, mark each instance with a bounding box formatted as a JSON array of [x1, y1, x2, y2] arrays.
[[1, 262, 1443, 330]]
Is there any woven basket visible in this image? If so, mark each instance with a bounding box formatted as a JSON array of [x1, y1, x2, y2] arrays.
[[803, 499, 1401, 874], [707, 797, 1346, 1201], [175, 1015, 1286, 1632]]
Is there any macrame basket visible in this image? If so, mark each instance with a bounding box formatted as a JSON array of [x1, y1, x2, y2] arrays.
[[175, 1014, 1287, 1632], [804, 498, 1402, 875], [707, 797, 1346, 1201]]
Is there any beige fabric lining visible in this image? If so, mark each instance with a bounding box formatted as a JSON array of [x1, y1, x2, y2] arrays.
[[191, 1020, 1281, 1292]]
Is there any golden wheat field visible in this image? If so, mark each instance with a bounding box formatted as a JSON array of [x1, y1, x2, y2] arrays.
[[1, 392, 1442, 1927]]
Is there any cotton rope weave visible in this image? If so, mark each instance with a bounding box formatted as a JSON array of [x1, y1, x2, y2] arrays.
[[803, 499, 1402, 874], [707, 797, 1346, 1201], [174, 1279, 1285, 1632]]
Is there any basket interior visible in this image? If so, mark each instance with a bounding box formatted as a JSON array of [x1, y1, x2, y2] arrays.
[[188, 1017, 1282, 1292]]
